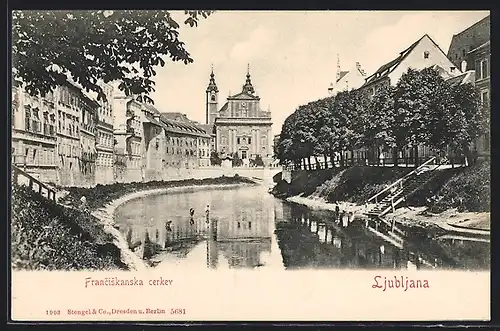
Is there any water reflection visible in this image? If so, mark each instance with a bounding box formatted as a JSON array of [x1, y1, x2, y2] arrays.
[[114, 186, 490, 271], [276, 204, 490, 271], [115, 186, 276, 268]]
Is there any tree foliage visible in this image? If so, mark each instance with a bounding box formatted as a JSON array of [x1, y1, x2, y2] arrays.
[[275, 67, 486, 167], [12, 10, 213, 103]]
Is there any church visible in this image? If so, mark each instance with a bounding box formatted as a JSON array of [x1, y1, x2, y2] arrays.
[[204, 65, 273, 166]]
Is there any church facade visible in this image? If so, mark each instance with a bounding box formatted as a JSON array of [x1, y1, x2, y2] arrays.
[[205, 66, 273, 166]]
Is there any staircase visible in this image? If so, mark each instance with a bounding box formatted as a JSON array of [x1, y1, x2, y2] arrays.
[[362, 157, 443, 248], [366, 157, 439, 219]]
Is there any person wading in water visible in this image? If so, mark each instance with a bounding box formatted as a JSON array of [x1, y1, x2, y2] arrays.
[[189, 208, 195, 225], [204, 205, 210, 224]]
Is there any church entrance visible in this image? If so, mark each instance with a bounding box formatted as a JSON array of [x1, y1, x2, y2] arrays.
[[241, 151, 247, 159]]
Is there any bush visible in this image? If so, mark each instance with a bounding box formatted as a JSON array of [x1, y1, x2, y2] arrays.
[[427, 160, 490, 213], [11, 185, 126, 271]]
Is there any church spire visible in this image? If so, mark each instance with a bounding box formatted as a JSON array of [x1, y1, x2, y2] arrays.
[[242, 63, 255, 95], [206, 64, 219, 93]]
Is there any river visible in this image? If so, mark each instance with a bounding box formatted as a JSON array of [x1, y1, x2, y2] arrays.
[[114, 185, 490, 271]]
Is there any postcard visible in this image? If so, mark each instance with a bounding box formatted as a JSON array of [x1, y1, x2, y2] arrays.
[[10, 10, 491, 322]]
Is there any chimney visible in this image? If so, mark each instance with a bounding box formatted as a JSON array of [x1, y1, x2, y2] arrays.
[[461, 60, 467, 72]]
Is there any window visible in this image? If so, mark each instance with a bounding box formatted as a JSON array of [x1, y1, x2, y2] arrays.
[[237, 137, 241, 144], [248, 138, 252, 144], [423, 51, 429, 59], [481, 91, 489, 107], [481, 59, 489, 79]]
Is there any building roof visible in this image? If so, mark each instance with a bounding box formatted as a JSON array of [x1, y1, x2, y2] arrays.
[[197, 124, 215, 135], [448, 15, 490, 54], [336, 71, 349, 83], [142, 103, 210, 137], [467, 40, 490, 55], [361, 34, 450, 88], [445, 70, 476, 87], [227, 90, 260, 100], [362, 36, 422, 87], [219, 102, 229, 113]]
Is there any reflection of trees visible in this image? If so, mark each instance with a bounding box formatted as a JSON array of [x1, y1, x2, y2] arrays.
[[275, 208, 408, 269], [277, 204, 490, 271]]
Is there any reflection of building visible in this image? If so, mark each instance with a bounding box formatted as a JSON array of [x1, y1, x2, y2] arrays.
[[217, 202, 272, 240], [204, 65, 273, 165], [447, 15, 490, 159]]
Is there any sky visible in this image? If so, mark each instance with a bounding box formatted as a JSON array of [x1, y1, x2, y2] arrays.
[[148, 10, 490, 136]]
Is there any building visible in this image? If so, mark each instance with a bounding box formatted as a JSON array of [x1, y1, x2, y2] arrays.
[[205, 66, 273, 166], [355, 34, 462, 163], [328, 56, 367, 95], [359, 34, 461, 102], [95, 82, 115, 184], [12, 83, 58, 183], [161, 112, 212, 167], [113, 95, 212, 182], [447, 15, 490, 158]]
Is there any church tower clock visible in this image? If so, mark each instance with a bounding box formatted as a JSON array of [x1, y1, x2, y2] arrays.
[[206, 66, 219, 125]]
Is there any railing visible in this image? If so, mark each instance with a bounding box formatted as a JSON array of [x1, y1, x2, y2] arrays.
[[367, 156, 436, 204], [12, 164, 57, 201]]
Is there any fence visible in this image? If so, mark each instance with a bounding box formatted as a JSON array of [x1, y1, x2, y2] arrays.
[[12, 165, 57, 201]]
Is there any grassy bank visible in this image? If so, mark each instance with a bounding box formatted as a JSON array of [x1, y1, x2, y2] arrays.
[[11, 185, 126, 271], [59, 175, 256, 211], [272, 166, 410, 203], [272, 160, 490, 213]]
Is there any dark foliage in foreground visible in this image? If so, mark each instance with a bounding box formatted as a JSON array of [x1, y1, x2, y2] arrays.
[[59, 175, 255, 211], [11, 185, 126, 271]]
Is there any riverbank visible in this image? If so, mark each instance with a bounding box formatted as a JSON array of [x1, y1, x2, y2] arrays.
[[12, 175, 257, 271], [287, 194, 489, 236], [273, 161, 490, 238]]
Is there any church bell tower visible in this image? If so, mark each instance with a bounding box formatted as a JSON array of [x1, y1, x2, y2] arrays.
[[206, 65, 219, 125]]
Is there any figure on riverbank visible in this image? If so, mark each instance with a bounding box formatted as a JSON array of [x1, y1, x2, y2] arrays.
[[341, 210, 348, 227], [189, 208, 195, 225], [205, 205, 210, 224], [80, 196, 88, 211], [334, 205, 340, 222]]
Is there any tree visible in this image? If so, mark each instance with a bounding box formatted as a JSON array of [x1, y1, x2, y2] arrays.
[[253, 154, 265, 167], [232, 152, 243, 167], [443, 83, 486, 162], [210, 151, 221, 166], [12, 10, 213, 103], [330, 90, 363, 166], [392, 68, 445, 165], [363, 84, 396, 164]]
